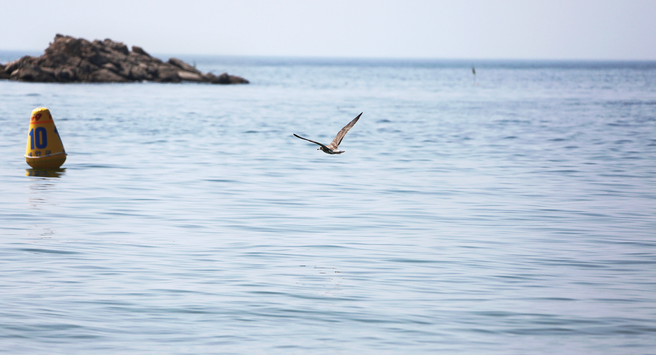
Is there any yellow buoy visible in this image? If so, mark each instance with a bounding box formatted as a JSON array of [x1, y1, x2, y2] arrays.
[[25, 108, 67, 169]]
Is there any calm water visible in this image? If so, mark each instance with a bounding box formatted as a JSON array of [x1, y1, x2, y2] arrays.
[[1, 56, 656, 354]]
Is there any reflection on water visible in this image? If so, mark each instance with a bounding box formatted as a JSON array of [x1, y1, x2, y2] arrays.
[[25, 169, 64, 210], [25, 168, 66, 178]]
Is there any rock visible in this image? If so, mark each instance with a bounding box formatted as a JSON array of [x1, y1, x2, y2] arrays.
[[155, 66, 181, 83], [129, 65, 148, 81], [0, 34, 248, 84], [178, 70, 203, 82], [116, 62, 132, 78], [77, 60, 98, 76], [212, 72, 231, 84], [131, 46, 150, 57], [228, 74, 249, 84], [168, 58, 201, 74], [12, 65, 56, 82], [102, 62, 119, 73], [103, 38, 129, 55], [54, 67, 77, 81], [90, 68, 129, 82], [0, 64, 8, 79], [208, 72, 250, 84], [4, 55, 34, 74]]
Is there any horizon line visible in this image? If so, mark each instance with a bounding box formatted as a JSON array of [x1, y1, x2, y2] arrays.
[[1, 49, 655, 63]]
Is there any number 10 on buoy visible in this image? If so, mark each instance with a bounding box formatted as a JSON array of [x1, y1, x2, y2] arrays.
[[25, 108, 67, 169]]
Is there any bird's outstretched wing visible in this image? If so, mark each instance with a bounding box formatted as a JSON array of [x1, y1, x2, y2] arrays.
[[294, 133, 330, 150], [329, 112, 362, 149]]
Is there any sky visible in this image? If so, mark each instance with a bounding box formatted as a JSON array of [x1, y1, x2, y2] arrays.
[[2, 0, 655, 60]]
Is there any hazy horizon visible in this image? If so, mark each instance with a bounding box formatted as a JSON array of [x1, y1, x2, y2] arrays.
[[3, 49, 656, 64], [2, 0, 656, 60]]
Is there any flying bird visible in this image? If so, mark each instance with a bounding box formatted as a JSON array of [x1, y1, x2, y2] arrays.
[[294, 112, 362, 154]]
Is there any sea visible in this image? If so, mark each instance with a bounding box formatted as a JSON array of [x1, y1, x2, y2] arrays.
[[1, 52, 655, 354]]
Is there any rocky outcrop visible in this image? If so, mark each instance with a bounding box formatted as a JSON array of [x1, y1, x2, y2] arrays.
[[0, 63, 9, 79], [1, 34, 249, 84]]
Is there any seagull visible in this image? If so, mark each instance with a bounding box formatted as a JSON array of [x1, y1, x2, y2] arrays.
[[294, 112, 362, 154]]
